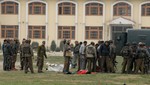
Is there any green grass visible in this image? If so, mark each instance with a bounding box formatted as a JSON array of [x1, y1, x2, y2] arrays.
[[0, 55, 150, 85]]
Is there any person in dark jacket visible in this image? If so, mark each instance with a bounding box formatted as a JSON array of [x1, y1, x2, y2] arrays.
[[99, 41, 110, 72]]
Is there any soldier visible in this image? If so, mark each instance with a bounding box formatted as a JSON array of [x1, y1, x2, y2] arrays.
[[97, 41, 104, 71], [135, 42, 150, 74], [2, 39, 8, 71], [11, 39, 19, 70], [85, 42, 97, 73], [22, 40, 34, 74], [37, 41, 47, 73], [72, 41, 80, 68], [63, 40, 72, 74], [120, 43, 132, 73], [130, 42, 138, 73], [20, 39, 26, 70], [2, 39, 13, 71], [79, 41, 87, 70], [99, 41, 111, 73], [109, 40, 116, 73], [77, 42, 82, 71], [143, 43, 150, 74]]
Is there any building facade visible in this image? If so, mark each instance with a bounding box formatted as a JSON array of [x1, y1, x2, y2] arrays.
[[0, 0, 150, 46]]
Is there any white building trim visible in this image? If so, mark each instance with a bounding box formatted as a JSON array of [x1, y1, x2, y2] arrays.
[[83, 1, 105, 41], [26, 0, 48, 45], [111, 1, 133, 20], [56, 1, 78, 44], [0, 0, 21, 40], [139, 1, 150, 29]]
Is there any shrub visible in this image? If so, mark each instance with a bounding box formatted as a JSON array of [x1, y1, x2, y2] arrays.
[[50, 40, 56, 52], [31, 42, 39, 51], [55, 47, 60, 52]]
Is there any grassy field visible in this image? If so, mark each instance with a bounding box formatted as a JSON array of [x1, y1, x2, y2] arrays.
[[0, 55, 150, 85]]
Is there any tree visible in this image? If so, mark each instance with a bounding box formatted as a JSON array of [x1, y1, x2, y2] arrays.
[[59, 40, 64, 51], [50, 40, 56, 52]]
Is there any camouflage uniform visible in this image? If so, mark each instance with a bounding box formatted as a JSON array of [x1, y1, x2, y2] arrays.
[[135, 44, 150, 74], [72, 41, 80, 68], [121, 45, 132, 73], [22, 41, 34, 73], [85, 43, 97, 73], [37, 42, 47, 73], [63, 41, 72, 74], [130, 43, 138, 73], [11, 40, 19, 70], [20, 41, 25, 70], [109, 42, 116, 73]]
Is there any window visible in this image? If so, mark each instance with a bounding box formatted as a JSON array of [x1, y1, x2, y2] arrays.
[[29, 2, 46, 15], [141, 27, 150, 29], [1, 25, 18, 38], [142, 3, 150, 16], [28, 26, 45, 39], [113, 2, 131, 16], [1, 1, 18, 14], [58, 2, 75, 15], [58, 26, 75, 39], [85, 26, 103, 39], [86, 3, 103, 15]]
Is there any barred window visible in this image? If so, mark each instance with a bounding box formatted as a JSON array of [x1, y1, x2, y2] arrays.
[[29, 2, 46, 15], [1, 25, 18, 38], [113, 2, 131, 16], [1, 1, 18, 14], [58, 2, 75, 15], [58, 26, 75, 39], [86, 3, 103, 15], [142, 3, 150, 16], [85, 26, 103, 39], [28, 26, 45, 39]]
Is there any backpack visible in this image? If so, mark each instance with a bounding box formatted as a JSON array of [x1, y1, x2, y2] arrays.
[[86, 45, 95, 54]]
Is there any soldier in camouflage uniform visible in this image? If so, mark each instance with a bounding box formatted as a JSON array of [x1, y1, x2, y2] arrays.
[[22, 40, 34, 73], [121, 43, 132, 73], [37, 41, 47, 73], [135, 42, 150, 74], [72, 41, 80, 68], [11, 39, 20, 70], [85, 42, 97, 73], [63, 40, 72, 74], [130, 42, 138, 73], [20, 39, 26, 70], [109, 40, 116, 73]]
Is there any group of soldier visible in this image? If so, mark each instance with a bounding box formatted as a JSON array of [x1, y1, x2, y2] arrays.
[[2, 38, 150, 74], [2, 38, 47, 74], [121, 42, 150, 74], [63, 40, 150, 74], [63, 40, 117, 74]]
